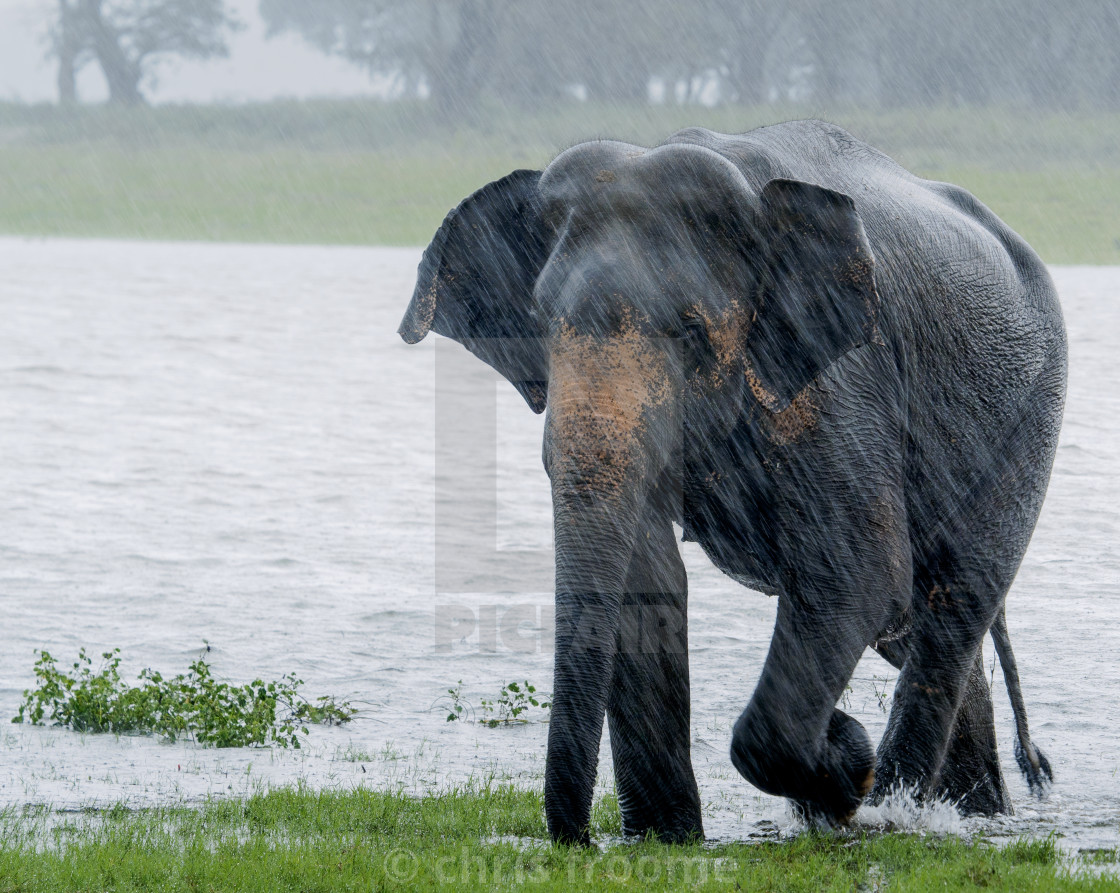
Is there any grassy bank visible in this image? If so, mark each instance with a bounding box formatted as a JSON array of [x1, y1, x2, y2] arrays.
[[1, 101, 1119, 262], [1, 786, 1115, 892]]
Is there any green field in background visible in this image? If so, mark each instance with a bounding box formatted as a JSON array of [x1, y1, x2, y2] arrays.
[[0, 145, 527, 247], [1, 785, 1115, 892], [1, 102, 1119, 262]]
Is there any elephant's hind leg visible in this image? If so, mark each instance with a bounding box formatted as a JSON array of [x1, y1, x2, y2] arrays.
[[871, 565, 1010, 814], [606, 511, 703, 843], [873, 631, 1010, 815], [873, 358, 1062, 815], [931, 650, 1011, 814]]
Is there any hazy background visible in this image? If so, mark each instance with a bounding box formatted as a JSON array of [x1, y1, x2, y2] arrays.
[[3, 1, 1118, 112], [0, 0, 380, 102], [0, 1, 1116, 260], [0, 1, 1115, 265]]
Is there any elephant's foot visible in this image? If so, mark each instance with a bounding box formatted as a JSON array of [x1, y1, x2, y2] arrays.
[[733, 710, 875, 826], [792, 766, 874, 828], [550, 826, 591, 847], [620, 807, 704, 844], [545, 798, 593, 847], [936, 754, 1010, 817], [613, 758, 704, 843]]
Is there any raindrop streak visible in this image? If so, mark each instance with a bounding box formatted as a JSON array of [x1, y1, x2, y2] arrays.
[[0, 239, 1116, 851]]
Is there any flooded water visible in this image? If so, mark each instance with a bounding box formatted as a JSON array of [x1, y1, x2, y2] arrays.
[[0, 238, 1116, 852]]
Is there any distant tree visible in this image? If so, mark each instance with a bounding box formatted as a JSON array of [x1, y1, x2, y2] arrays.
[[261, 0, 1120, 114], [54, 1, 82, 103], [50, 0, 241, 105], [796, 0, 885, 106], [260, 0, 731, 111], [259, 0, 514, 114], [708, 0, 793, 105], [545, 1, 734, 105]]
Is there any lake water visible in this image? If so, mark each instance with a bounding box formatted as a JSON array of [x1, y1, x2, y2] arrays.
[[0, 238, 1116, 852]]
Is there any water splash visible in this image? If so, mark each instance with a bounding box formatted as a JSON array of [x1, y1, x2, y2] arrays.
[[854, 785, 963, 836]]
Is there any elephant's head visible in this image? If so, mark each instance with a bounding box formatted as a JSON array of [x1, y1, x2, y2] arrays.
[[399, 140, 879, 843]]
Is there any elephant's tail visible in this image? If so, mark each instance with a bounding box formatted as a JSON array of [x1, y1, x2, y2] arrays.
[[990, 608, 1053, 797]]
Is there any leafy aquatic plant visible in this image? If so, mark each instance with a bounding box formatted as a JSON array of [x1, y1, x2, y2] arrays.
[[12, 646, 355, 748], [479, 681, 551, 728], [439, 680, 469, 723], [439, 680, 551, 727]]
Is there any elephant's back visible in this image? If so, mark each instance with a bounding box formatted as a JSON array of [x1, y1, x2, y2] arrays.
[[675, 119, 1065, 410], [674, 120, 1067, 521]]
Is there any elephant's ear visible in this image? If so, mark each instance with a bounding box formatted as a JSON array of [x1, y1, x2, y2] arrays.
[[399, 169, 551, 413], [745, 178, 880, 412]]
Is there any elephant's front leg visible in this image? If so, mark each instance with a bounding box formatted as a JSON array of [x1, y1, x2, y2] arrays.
[[607, 514, 703, 842], [730, 591, 880, 824]]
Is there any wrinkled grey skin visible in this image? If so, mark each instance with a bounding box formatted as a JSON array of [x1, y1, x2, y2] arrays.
[[399, 120, 1066, 845]]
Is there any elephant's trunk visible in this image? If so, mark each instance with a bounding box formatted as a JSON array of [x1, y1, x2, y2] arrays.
[[542, 323, 680, 844], [545, 498, 638, 844]]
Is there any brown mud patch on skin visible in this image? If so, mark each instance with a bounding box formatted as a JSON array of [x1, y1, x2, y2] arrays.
[[745, 364, 821, 446], [744, 363, 780, 413], [927, 584, 953, 611], [547, 318, 673, 496], [686, 298, 744, 393], [765, 389, 820, 445]]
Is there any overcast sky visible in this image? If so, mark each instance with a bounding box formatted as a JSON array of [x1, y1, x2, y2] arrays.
[[0, 0, 384, 104]]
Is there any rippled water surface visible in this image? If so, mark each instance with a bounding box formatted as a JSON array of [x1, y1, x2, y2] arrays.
[[0, 238, 1116, 851]]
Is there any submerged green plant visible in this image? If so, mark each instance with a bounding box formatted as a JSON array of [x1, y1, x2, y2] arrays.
[[479, 681, 551, 728], [437, 680, 551, 726], [12, 647, 355, 748], [439, 680, 469, 723]]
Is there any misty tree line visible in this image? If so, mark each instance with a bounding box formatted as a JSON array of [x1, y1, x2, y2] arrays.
[[52, 0, 239, 104], [51, 0, 1120, 111]]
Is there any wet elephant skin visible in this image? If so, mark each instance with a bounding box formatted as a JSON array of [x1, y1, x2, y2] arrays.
[[398, 120, 1066, 844]]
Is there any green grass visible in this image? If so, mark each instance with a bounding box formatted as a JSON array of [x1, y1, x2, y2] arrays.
[[1, 786, 1116, 892], [0, 786, 1116, 892], [0, 788, 1111, 891], [0, 144, 526, 246], [1, 101, 1120, 261]]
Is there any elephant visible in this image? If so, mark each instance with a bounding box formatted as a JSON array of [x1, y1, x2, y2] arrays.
[[398, 119, 1066, 844]]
